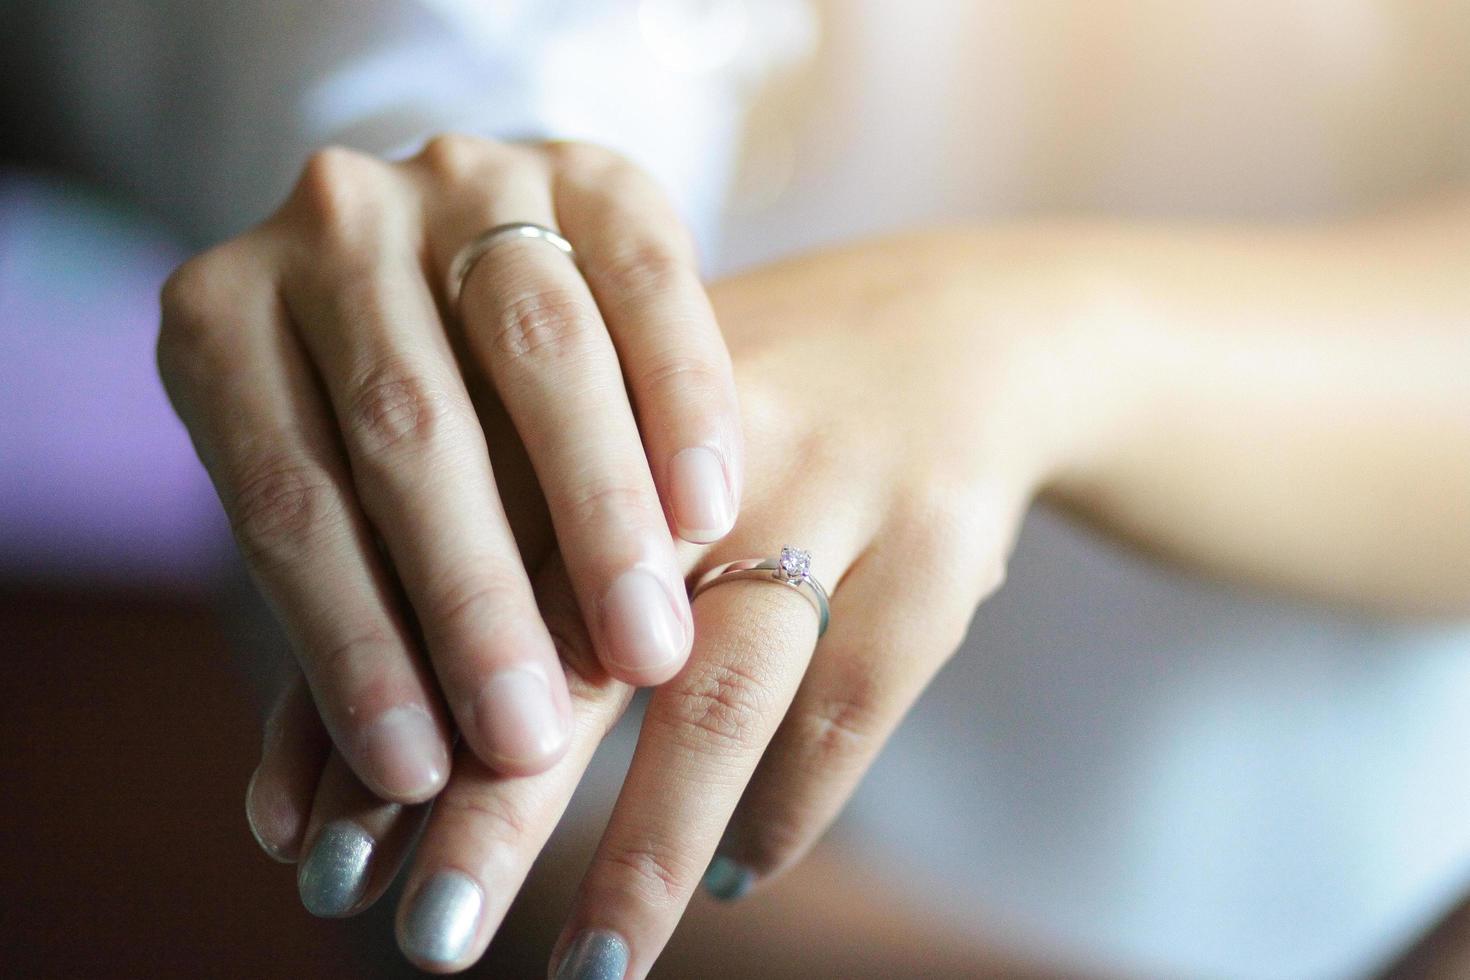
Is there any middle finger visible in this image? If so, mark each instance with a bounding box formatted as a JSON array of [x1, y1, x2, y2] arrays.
[[280, 154, 574, 777], [391, 556, 634, 972]]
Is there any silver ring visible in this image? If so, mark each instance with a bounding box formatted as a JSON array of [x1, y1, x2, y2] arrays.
[[691, 546, 831, 637], [445, 222, 576, 312]]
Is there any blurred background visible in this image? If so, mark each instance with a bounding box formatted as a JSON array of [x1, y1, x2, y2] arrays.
[[3, 1, 1469, 977]]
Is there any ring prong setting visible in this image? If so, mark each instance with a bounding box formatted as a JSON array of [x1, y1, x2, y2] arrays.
[[777, 546, 812, 584], [691, 547, 830, 637]]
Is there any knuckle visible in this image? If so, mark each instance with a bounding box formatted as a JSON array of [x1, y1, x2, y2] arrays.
[[638, 351, 726, 404], [544, 138, 619, 175], [157, 250, 239, 384], [894, 484, 995, 579], [415, 132, 491, 181], [592, 238, 690, 301], [344, 363, 468, 461], [907, 480, 978, 540], [592, 844, 690, 906], [312, 626, 398, 692], [661, 659, 774, 752], [798, 681, 887, 764], [552, 479, 658, 532], [486, 287, 601, 362], [425, 570, 529, 646], [158, 254, 214, 326], [434, 791, 530, 847], [228, 453, 344, 569], [290, 146, 386, 241]]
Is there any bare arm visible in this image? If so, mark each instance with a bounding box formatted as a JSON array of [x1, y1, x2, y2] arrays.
[[1051, 193, 1470, 615]]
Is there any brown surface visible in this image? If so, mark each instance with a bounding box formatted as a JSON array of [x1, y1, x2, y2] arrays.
[[0, 587, 362, 979], [1, 584, 1462, 978]]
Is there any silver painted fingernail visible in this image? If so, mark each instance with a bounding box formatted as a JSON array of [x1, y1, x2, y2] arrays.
[[400, 870, 483, 967], [701, 855, 754, 901], [555, 929, 630, 980], [298, 819, 374, 917]]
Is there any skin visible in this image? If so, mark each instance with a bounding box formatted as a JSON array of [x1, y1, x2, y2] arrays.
[[157, 136, 745, 806], [230, 201, 1469, 974]]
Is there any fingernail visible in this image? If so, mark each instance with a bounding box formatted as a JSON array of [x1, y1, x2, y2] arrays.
[[600, 567, 687, 674], [669, 446, 735, 543], [245, 767, 294, 863], [554, 929, 630, 980], [400, 870, 483, 967], [298, 820, 373, 917], [361, 704, 447, 799], [701, 855, 754, 901], [474, 666, 569, 767]]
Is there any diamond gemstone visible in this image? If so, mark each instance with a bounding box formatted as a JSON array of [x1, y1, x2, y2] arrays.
[[777, 546, 812, 583]]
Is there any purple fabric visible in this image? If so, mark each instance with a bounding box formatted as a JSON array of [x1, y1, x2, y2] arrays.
[[0, 170, 230, 590]]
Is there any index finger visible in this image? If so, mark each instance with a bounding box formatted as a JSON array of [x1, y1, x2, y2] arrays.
[[391, 557, 634, 972], [550, 534, 861, 979]]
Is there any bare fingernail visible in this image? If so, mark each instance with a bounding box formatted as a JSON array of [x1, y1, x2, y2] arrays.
[[298, 819, 373, 917], [244, 767, 295, 863], [475, 666, 569, 768], [669, 446, 735, 543], [554, 929, 630, 980], [600, 567, 687, 675], [701, 855, 754, 901], [400, 870, 483, 967], [362, 704, 447, 799]]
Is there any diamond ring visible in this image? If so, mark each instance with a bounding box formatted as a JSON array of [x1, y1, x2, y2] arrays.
[[690, 546, 831, 636]]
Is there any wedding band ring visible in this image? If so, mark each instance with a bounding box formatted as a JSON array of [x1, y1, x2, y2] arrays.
[[691, 546, 831, 637], [446, 222, 576, 311]]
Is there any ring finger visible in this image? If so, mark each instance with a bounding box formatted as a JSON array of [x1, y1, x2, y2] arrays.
[[550, 521, 869, 979]]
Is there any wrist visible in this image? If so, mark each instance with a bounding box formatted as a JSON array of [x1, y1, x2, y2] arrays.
[[949, 225, 1149, 507], [1026, 227, 1184, 527]]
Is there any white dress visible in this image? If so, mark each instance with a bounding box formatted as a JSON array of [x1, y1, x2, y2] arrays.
[[16, 2, 1470, 976]]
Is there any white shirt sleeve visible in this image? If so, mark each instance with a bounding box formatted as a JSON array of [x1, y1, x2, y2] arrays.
[[26, 0, 814, 255]]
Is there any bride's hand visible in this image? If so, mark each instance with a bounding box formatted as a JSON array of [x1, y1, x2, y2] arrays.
[[251, 230, 1114, 972], [157, 136, 743, 809]]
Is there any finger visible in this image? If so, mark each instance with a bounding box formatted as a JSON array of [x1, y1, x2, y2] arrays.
[[159, 239, 452, 803], [280, 147, 574, 776], [393, 556, 634, 972], [709, 516, 1008, 896], [417, 141, 693, 689], [552, 527, 867, 980], [553, 144, 742, 544], [296, 751, 430, 918], [246, 673, 332, 862]]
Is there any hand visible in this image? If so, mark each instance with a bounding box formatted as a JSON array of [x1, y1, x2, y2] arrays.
[[248, 230, 1110, 971], [158, 136, 744, 812]]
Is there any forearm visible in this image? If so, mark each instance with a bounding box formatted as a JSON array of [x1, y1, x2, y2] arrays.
[[1052, 195, 1470, 615]]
